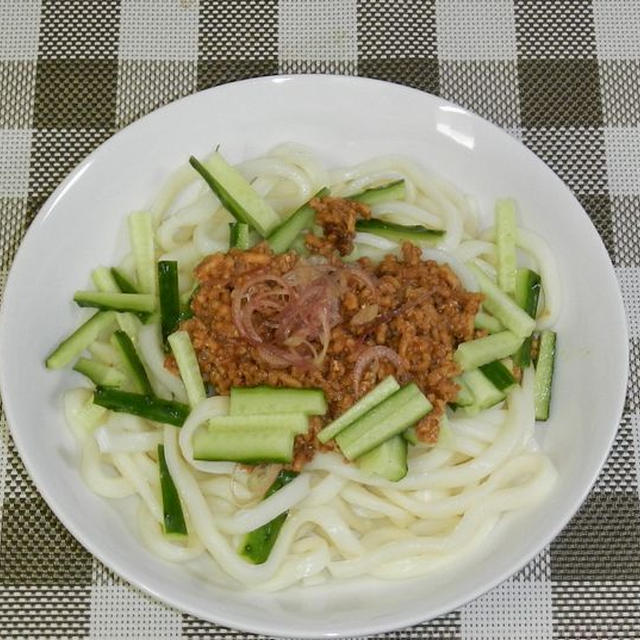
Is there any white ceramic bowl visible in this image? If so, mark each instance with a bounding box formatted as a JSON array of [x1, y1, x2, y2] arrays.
[[0, 76, 628, 637]]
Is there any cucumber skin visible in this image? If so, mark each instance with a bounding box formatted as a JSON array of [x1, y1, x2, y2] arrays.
[[158, 261, 180, 345], [73, 357, 125, 388], [240, 470, 298, 564], [45, 311, 117, 370], [158, 444, 188, 538], [266, 188, 329, 254], [229, 222, 251, 250], [93, 387, 190, 427], [348, 179, 406, 206], [355, 219, 444, 247], [479, 360, 516, 391], [73, 291, 155, 313], [534, 330, 556, 421], [111, 330, 154, 395], [357, 435, 408, 481], [513, 269, 541, 368]]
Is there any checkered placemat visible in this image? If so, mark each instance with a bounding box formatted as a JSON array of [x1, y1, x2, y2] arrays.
[[1, 1, 639, 638]]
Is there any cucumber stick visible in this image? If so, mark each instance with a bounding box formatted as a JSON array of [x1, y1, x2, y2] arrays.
[[348, 179, 406, 206], [229, 222, 251, 250], [495, 198, 518, 294], [454, 331, 523, 371], [93, 387, 190, 427], [317, 375, 400, 443], [168, 330, 206, 408], [128, 211, 156, 297], [193, 427, 294, 464], [111, 267, 139, 294], [91, 267, 120, 293], [474, 311, 504, 334], [355, 219, 444, 247], [468, 263, 536, 338], [357, 435, 408, 481], [229, 386, 327, 416], [266, 188, 329, 254], [240, 470, 298, 564], [513, 268, 541, 368], [73, 357, 126, 388], [111, 330, 153, 395], [46, 311, 117, 369], [73, 291, 156, 313], [157, 444, 188, 539], [190, 153, 280, 236], [460, 369, 504, 411], [479, 360, 516, 391], [336, 384, 432, 460], [534, 330, 556, 421], [158, 261, 180, 343]]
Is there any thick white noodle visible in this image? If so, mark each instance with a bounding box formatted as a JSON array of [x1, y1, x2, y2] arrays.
[[138, 324, 188, 403], [179, 396, 236, 474]]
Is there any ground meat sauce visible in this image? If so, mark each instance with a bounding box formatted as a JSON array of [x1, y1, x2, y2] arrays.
[[171, 196, 483, 470]]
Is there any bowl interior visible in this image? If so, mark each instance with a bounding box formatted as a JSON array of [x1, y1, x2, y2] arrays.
[[0, 76, 628, 637]]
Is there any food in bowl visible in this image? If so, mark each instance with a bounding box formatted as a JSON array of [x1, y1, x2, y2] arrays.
[[46, 143, 558, 590]]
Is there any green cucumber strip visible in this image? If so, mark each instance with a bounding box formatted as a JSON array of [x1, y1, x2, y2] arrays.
[[190, 153, 280, 236], [336, 384, 432, 460], [128, 211, 157, 297], [229, 222, 251, 250], [513, 268, 542, 368], [453, 375, 475, 406], [467, 263, 536, 338], [45, 311, 117, 370], [240, 470, 298, 564], [193, 426, 294, 464], [355, 218, 444, 247], [229, 386, 327, 416], [402, 426, 419, 445], [357, 435, 408, 481], [207, 413, 309, 436], [266, 188, 330, 254], [168, 330, 206, 408], [474, 311, 504, 334], [534, 330, 556, 421], [454, 330, 523, 371], [73, 291, 156, 313], [157, 444, 188, 538], [91, 267, 120, 293], [73, 357, 126, 388], [115, 311, 142, 343], [317, 375, 400, 443], [495, 198, 518, 294], [111, 330, 153, 395], [348, 179, 406, 206], [479, 360, 516, 391], [158, 261, 180, 344], [111, 267, 139, 294], [461, 369, 505, 411], [93, 387, 190, 427]]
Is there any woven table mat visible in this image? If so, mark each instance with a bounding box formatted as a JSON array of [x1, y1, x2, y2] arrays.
[[1, 1, 639, 638]]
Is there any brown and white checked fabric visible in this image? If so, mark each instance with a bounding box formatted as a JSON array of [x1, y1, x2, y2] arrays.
[[1, 1, 639, 638]]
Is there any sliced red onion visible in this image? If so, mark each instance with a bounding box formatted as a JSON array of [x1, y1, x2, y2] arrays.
[[353, 345, 407, 396]]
